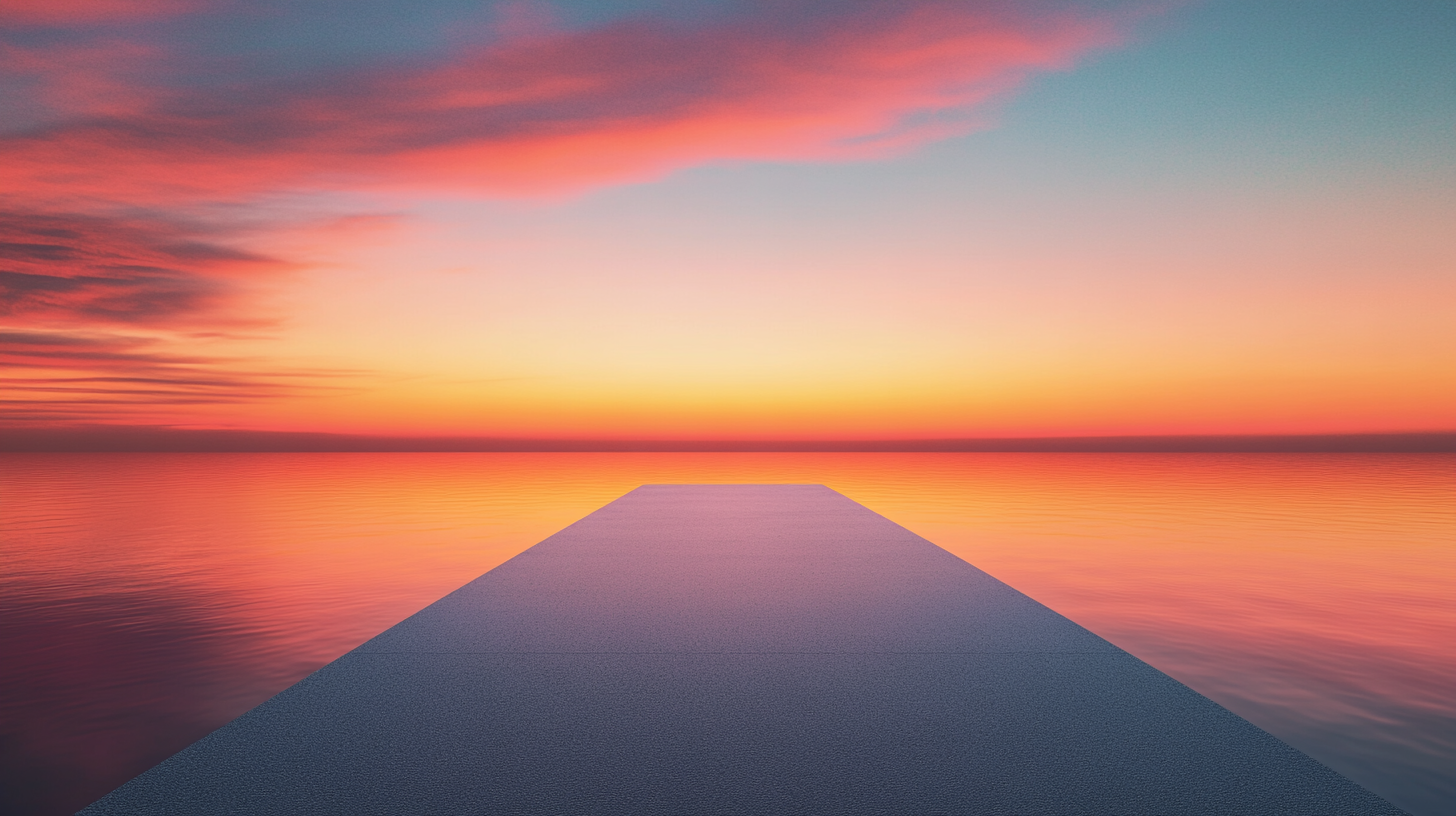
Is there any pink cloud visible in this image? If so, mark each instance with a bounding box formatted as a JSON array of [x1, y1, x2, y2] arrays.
[[0, 0, 193, 25], [0, 37, 163, 120], [3, 2, 1124, 203], [0, 210, 331, 424], [0, 210, 283, 329]]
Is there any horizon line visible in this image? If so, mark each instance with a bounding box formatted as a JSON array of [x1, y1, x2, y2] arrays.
[[2, 426, 1454, 453]]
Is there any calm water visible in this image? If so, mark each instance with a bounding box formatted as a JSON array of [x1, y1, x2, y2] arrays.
[[2, 453, 1452, 816]]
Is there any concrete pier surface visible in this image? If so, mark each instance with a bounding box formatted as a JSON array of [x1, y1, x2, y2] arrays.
[[83, 485, 1403, 815]]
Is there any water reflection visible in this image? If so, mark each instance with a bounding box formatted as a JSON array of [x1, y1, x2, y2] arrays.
[[1, 453, 1451, 815]]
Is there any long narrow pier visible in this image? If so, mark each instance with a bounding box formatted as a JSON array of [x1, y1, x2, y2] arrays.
[[84, 485, 1402, 814]]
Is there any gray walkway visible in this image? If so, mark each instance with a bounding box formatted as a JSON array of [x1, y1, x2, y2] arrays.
[[83, 485, 1403, 814]]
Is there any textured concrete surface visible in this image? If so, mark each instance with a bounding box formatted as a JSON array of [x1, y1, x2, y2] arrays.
[[82, 484, 1404, 814]]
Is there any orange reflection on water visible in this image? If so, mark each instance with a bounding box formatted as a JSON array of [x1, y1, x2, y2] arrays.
[[832, 454, 1456, 816], [2, 453, 1452, 815]]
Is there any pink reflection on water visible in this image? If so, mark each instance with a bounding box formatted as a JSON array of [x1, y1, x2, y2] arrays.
[[1, 453, 1452, 815]]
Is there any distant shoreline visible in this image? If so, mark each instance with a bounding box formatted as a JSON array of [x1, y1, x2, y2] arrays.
[[3, 427, 1454, 453]]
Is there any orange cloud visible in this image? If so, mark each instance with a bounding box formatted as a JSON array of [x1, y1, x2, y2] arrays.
[[0, 211, 342, 426], [1, 329, 359, 424], [3, 2, 1122, 203]]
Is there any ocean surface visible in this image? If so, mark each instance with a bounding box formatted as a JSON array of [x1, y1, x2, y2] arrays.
[[1, 452, 1452, 816]]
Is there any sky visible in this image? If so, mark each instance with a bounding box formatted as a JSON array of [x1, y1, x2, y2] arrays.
[[3, 0, 1454, 441]]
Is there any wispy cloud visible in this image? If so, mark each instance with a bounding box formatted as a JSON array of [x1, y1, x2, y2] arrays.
[[0, 0, 193, 26], [4, 1, 1125, 203], [0, 210, 282, 328], [0, 330, 357, 423], [0, 210, 323, 424]]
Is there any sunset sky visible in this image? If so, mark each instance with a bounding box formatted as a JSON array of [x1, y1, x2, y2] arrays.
[[4, 0, 1454, 441]]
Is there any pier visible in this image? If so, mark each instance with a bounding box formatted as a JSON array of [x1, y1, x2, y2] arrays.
[[83, 484, 1401, 814]]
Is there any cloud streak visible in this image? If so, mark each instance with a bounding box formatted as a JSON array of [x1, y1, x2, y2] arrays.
[[0, 210, 282, 328], [4, 1, 1124, 202], [0, 330, 356, 424], [0, 210, 318, 426], [0, 1, 192, 26]]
